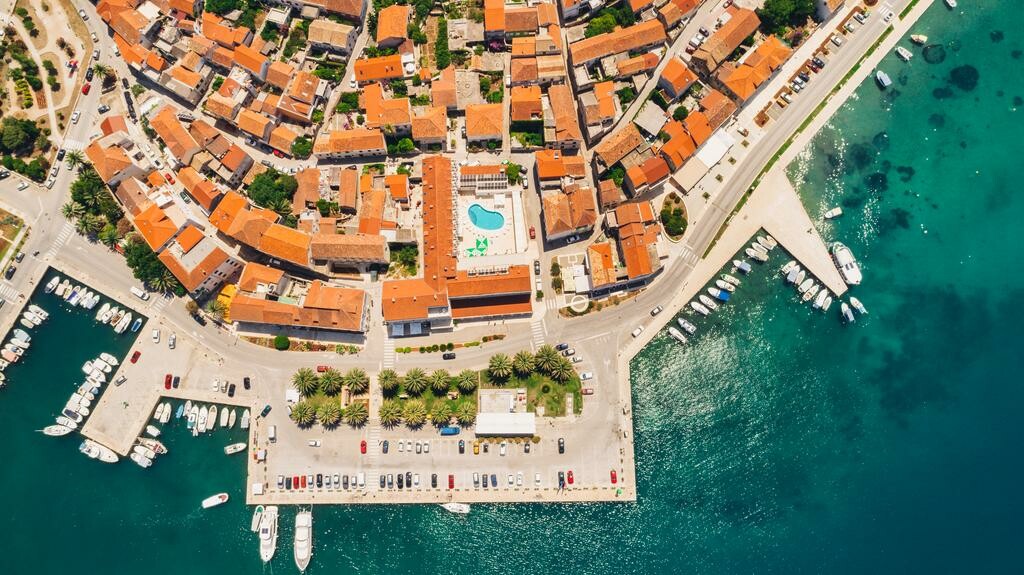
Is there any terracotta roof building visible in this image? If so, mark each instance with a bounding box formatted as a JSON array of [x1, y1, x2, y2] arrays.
[[150, 106, 200, 165], [411, 105, 448, 148], [158, 225, 241, 295], [177, 166, 223, 212], [593, 123, 644, 170], [717, 35, 792, 101], [542, 182, 597, 241], [376, 4, 410, 48], [231, 280, 369, 333], [312, 128, 387, 159], [510, 85, 543, 121], [659, 58, 698, 99], [569, 20, 666, 66], [308, 18, 356, 54], [133, 204, 180, 252], [534, 149, 586, 188], [465, 103, 504, 142], [691, 8, 760, 75], [309, 233, 389, 274], [354, 54, 404, 84], [545, 84, 582, 149]]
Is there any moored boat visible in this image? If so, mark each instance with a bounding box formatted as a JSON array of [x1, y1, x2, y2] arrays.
[[99, 352, 119, 366], [197, 406, 208, 433], [707, 287, 730, 302], [699, 295, 718, 310], [944, 0, 956, 9], [802, 284, 820, 303], [68, 286, 82, 306], [751, 242, 768, 255], [224, 442, 247, 455], [114, 313, 132, 334], [722, 274, 741, 286], [841, 302, 855, 323], [667, 327, 687, 345], [259, 506, 279, 563], [795, 269, 806, 286], [42, 424, 73, 436], [22, 311, 42, 326], [145, 424, 161, 438], [130, 452, 153, 468], [95, 302, 111, 321], [160, 402, 172, 424], [130, 318, 143, 333], [95, 443, 119, 463], [440, 502, 471, 515], [102, 306, 117, 323], [677, 318, 696, 334], [876, 70, 892, 89], [813, 290, 828, 309], [77, 290, 93, 308], [745, 248, 767, 262], [240, 409, 251, 430], [831, 242, 863, 285], [79, 441, 100, 459], [781, 260, 797, 274], [1, 349, 19, 363], [251, 505, 265, 532], [45, 276, 60, 293], [715, 279, 735, 293], [293, 510, 313, 572], [895, 46, 913, 61], [850, 297, 868, 314], [228, 409, 237, 428], [690, 301, 709, 316], [219, 407, 229, 428], [797, 278, 814, 293], [822, 295, 834, 312], [187, 405, 198, 430], [18, 318, 34, 329], [133, 445, 157, 459], [138, 437, 168, 454], [175, 403, 184, 419], [9, 338, 29, 349], [824, 207, 843, 219], [28, 305, 48, 319], [202, 493, 229, 509], [55, 279, 70, 297], [910, 34, 928, 45], [153, 403, 166, 421], [13, 329, 31, 342], [56, 416, 78, 430], [733, 260, 752, 274], [785, 267, 800, 284], [208, 405, 219, 431]]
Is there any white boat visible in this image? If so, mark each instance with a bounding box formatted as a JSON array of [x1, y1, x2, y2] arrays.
[[698, 295, 718, 310], [79, 441, 100, 459], [251, 505, 265, 532], [13, 329, 31, 342], [745, 248, 768, 262], [690, 301, 709, 315], [715, 279, 735, 292], [794, 270, 807, 286], [160, 402, 172, 424], [240, 409, 251, 430], [841, 302, 855, 323], [813, 290, 828, 309], [138, 437, 167, 454], [823, 295, 834, 311], [22, 311, 42, 326], [895, 46, 913, 61], [9, 338, 29, 349], [259, 506, 279, 563], [187, 405, 198, 430], [781, 260, 797, 274], [130, 452, 153, 468], [56, 416, 79, 430], [197, 406, 208, 433], [439, 502, 471, 515], [756, 235, 777, 250], [109, 308, 123, 325], [202, 493, 229, 509], [114, 312, 132, 334], [224, 442, 247, 455], [87, 370, 106, 383], [802, 284, 820, 303], [293, 510, 313, 572], [208, 405, 218, 431], [1, 349, 20, 363], [4, 344, 24, 356], [87, 294, 101, 309], [18, 318, 34, 330], [228, 409, 237, 428], [797, 278, 814, 293], [876, 70, 892, 89], [733, 260, 752, 274], [68, 287, 83, 306], [93, 359, 112, 373], [751, 242, 768, 255], [95, 303, 111, 321], [850, 297, 868, 314], [145, 424, 161, 438], [944, 0, 956, 8], [831, 242, 863, 285], [28, 305, 48, 319], [78, 290, 93, 308], [824, 207, 843, 219], [42, 424, 73, 436], [133, 445, 157, 459], [184, 400, 193, 416], [667, 327, 687, 345], [677, 318, 697, 334], [45, 277, 60, 293], [153, 403, 166, 421], [102, 306, 117, 323], [219, 407, 229, 428], [55, 279, 70, 297], [910, 34, 928, 45], [722, 274, 741, 286], [786, 267, 800, 284], [95, 443, 119, 463], [99, 352, 119, 366]]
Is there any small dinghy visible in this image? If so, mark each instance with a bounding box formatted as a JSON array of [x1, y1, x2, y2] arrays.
[[224, 442, 247, 455], [202, 493, 229, 509], [824, 207, 843, 219], [910, 34, 928, 45], [850, 297, 868, 315]]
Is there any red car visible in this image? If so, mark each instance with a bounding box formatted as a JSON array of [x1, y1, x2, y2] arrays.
[[163, 374, 172, 389], [293, 475, 300, 489], [130, 350, 141, 364], [165, 172, 175, 184], [448, 474, 454, 489], [272, 149, 283, 158], [300, 475, 307, 488], [316, 365, 329, 373], [360, 440, 367, 454], [610, 470, 617, 484], [82, 82, 91, 95], [529, 226, 536, 239], [567, 470, 574, 485]]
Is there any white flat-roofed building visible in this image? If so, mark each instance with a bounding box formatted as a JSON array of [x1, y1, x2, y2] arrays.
[[475, 412, 537, 436]]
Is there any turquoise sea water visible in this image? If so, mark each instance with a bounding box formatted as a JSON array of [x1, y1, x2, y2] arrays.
[[2, 4, 1023, 573]]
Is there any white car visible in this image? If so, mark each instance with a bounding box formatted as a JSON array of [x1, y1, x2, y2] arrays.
[[507, 474, 514, 486], [571, 356, 583, 363], [71, 111, 81, 124], [580, 372, 594, 381], [534, 472, 541, 486], [413, 473, 420, 487], [516, 472, 523, 486], [151, 329, 160, 343], [168, 333, 176, 349], [650, 306, 663, 316], [423, 440, 430, 453], [398, 441, 405, 453], [78, 8, 88, 20], [17, 181, 28, 191], [830, 34, 844, 47], [631, 326, 644, 338], [499, 441, 507, 456]]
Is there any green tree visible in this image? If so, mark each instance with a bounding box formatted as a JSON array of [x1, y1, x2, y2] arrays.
[[488, 353, 513, 381], [75, 213, 102, 235], [0, 117, 39, 155], [396, 138, 415, 154], [291, 137, 312, 158], [378, 399, 403, 427], [434, 18, 451, 69], [403, 400, 427, 427], [513, 350, 535, 377], [378, 369, 400, 394], [344, 368, 370, 395], [292, 367, 318, 396], [430, 369, 451, 394], [505, 163, 522, 184], [430, 402, 452, 425], [273, 335, 291, 350], [534, 345, 560, 374], [92, 64, 110, 78], [343, 402, 369, 426], [205, 299, 227, 319], [64, 149, 84, 169], [290, 400, 316, 426], [549, 357, 575, 382], [455, 369, 478, 393], [585, 13, 617, 37], [317, 401, 343, 427], [204, 0, 241, 16], [61, 201, 85, 220], [404, 367, 428, 395], [757, 0, 817, 34], [319, 368, 344, 395], [246, 170, 298, 210], [672, 106, 689, 122], [455, 402, 476, 426]]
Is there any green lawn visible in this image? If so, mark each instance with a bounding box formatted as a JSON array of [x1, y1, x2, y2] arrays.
[[480, 370, 582, 417]]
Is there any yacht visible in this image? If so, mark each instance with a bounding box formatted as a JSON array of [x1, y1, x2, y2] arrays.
[[794, 270, 807, 286], [240, 409, 251, 430], [95, 443, 119, 463], [102, 306, 117, 323], [77, 290, 93, 308], [45, 276, 60, 293], [138, 437, 167, 454], [698, 295, 718, 310], [850, 297, 868, 315], [802, 284, 820, 303], [9, 338, 29, 350], [13, 329, 31, 342], [745, 248, 768, 262], [187, 405, 198, 431], [92, 359, 112, 373], [690, 301, 709, 316], [160, 402, 172, 424], [440, 502, 471, 515], [722, 274, 741, 286], [224, 443, 247, 455], [133, 445, 157, 460], [732, 260, 752, 274], [715, 279, 735, 293], [130, 452, 153, 468], [677, 318, 697, 334], [824, 207, 843, 219], [667, 327, 687, 345], [910, 34, 928, 45], [813, 290, 828, 309], [28, 305, 48, 319], [841, 302, 856, 323], [293, 510, 313, 572], [43, 424, 73, 436], [781, 260, 797, 274], [228, 409, 237, 428], [707, 287, 730, 302], [197, 406, 208, 433], [831, 242, 863, 285], [153, 403, 166, 422], [56, 416, 78, 430], [67, 286, 82, 305], [895, 46, 913, 61], [259, 506, 279, 563], [208, 406, 219, 431], [79, 441, 100, 459], [114, 313, 132, 334], [876, 70, 892, 89], [797, 278, 814, 293], [95, 303, 111, 321], [202, 493, 229, 509], [22, 311, 42, 326]]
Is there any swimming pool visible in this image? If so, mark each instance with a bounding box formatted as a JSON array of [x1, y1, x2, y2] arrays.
[[468, 203, 505, 231]]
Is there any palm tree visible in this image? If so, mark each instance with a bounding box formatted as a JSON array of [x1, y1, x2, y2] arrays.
[[318, 368, 343, 395], [292, 367, 318, 396], [430, 369, 451, 394], [403, 400, 427, 427], [61, 201, 84, 220], [290, 400, 316, 426], [268, 196, 292, 217], [378, 369, 400, 395], [455, 402, 476, 426], [204, 299, 227, 319], [488, 353, 513, 381], [455, 369, 478, 393], [317, 401, 342, 427], [403, 367, 428, 395], [378, 399, 403, 427], [343, 368, 370, 395], [513, 350, 535, 376], [98, 223, 119, 248], [343, 402, 369, 426], [75, 213, 100, 235], [92, 63, 110, 78], [430, 402, 452, 425], [534, 345, 560, 374], [549, 357, 574, 382], [64, 150, 85, 169], [150, 269, 179, 294]]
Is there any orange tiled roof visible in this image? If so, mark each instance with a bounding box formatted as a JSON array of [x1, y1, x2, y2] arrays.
[[465, 103, 504, 139], [158, 243, 231, 292], [693, 8, 760, 71], [381, 278, 449, 322], [660, 129, 696, 169], [431, 66, 457, 108], [237, 261, 284, 293], [175, 225, 206, 253], [266, 61, 295, 90], [448, 266, 532, 298], [376, 4, 410, 43], [510, 58, 538, 83], [236, 108, 273, 139], [700, 88, 738, 129], [660, 58, 698, 95], [684, 111, 713, 146], [616, 52, 660, 77], [84, 141, 132, 184], [542, 183, 597, 237], [230, 284, 366, 332], [134, 204, 179, 251], [170, 65, 202, 88], [570, 20, 666, 65], [357, 188, 385, 235], [363, 82, 412, 129], [588, 241, 616, 287], [505, 6, 539, 33], [313, 128, 386, 155], [385, 174, 409, 201], [233, 43, 267, 77], [178, 166, 222, 210], [510, 85, 542, 122], [511, 36, 536, 58], [310, 233, 388, 262], [354, 54, 404, 83], [535, 149, 586, 180], [150, 106, 198, 163], [719, 35, 792, 101], [412, 105, 447, 141], [548, 84, 581, 143], [99, 115, 128, 136], [189, 119, 220, 147], [269, 125, 299, 153], [484, 0, 504, 32], [288, 71, 320, 104], [594, 122, 643, 167], [258, 223, 311, 266]]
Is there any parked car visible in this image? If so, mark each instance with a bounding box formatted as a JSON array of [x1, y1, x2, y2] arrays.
[[382, 440, 389, 454], [458, 439, 465, 454], [529, 226, 536, 239], [582, 387, 594, 395], [172, 376, 180, 389], [81, 83, 91, 95], [151, 329, 160, 344], [14, 251, 24, 262], [168, 333, 176, 349], [534, 260, 541, 275], [631, 326, 644, 338], [580, 372, 593, 381], [571, 356, 583, 363], [78, 8, 88, 19], [650, 306, 663, 316], [163, 374, 172, 389], [316, 365, 329, 372], [442, 352, 456, 360], [71, 111, 81, 124], [566, 234, 580, 244], [610, 470, 618, 484], [558, 437, 565, 454], [85, 68, 94, 81], [449, 474, 455, 489], [360, 440, 367, 454], [243, 376, 251, 390], [56, 149, 66, 161], [830, 34, 844, 47], [567, 470, 574, 485], [561, 348, 575, 357], [259, 404, 272, 417], [555, 343, 569, 351], [431, 474, 438, 488], [130, 351, 141, 363], [227, 383, 236, 397], [164, 172, 175, 184]]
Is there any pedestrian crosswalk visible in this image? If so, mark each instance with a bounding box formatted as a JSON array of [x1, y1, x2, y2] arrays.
[[382, 339, 395, 369], [0, 282, 21, 303], [530, 319, 546, 350], [366, 425, 382, 487], [61, 138, 86, 151], [150, 293, 171, 316], [44, 221, 75, 261], [544, 294, 560, 311], [680, 247, 700, 267]]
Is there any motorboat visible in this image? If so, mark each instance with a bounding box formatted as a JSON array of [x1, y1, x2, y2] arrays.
[[184, 400, 192, 417], [251, 505, 265, 532], [85, 293, 100, 309], [850, 297, 868, 314], [93, 359, 112, 373], [224, 443, 247, 455], [876, 70, 892, 89], [153, 403, 166, 421], [87, 370, 106, 383], [79, 441, 100, 459], [813, 290, 828, 309], [781, 260, 797, 274], [293, 510, 313, 572], [77, 290, 93, 308], [715, 280, 735, 293], [45, 277, 60, 293], [99, 352, 119, 366], [114, 313, 133, 334], [55, 279, 70, 297], [187, 405, 198, 430], [677, 318, 697, 334], [259, 506, 279, 563], [160, 402, 172, 424], [240, 409, 251, 430], [81, 361, 95, 375], [145, 424, 161, 438], [831, 242, 863, 285], [202, 493, 229, 509], [9, 338, 29, 349], [786, 267, 800, 284], [1, 349, 19, 363], [130, 452, 153, 468], [841, 302, 855, 323], [668, 327, 688, 345], [824, 207, 843, 219], [745, 248, 768, 262], [175, 403, 185, 419], [722, 274, 741, 286], [797, 278, 814, 293], [795, 269, 807, 286], [208, 406, 219, 432], [440, 503, 471, 515], [756, 235, 777, 250], [910, 34, 928, 45], [0, 371, 5, 384], [895, 46, 913, 61], [698, 295, 718, 310], [690, 301, 710, 316], [18, 318, 34, 330], [95, 303, 111, 321], [138, 437, 167, 454], [944, 0, 956, 9], [68, 286, 82, 306], [28, 305, 48, 319], [109, 308, 123, 326], [130, 318, 143, 333], [751, 242, 768, 256], [733, 260, 752, 274], [228, 409, 237, 428], [22, 311, 42, 326], [102, 306, 117, 323], [707, 287, 730, 302], [197, 406, 208, 433], [62, 408, 83, 423], [13, 329, 31, 342], [822, 295, 833, 312], [219, 407, 229, 428], [42, 424, 73, 436], [95, 443, 119, 463], [133, 445, 157, 459], [802, 284, 820, 303], [56, 415, 78, 429], [4, 343, 25, 356]]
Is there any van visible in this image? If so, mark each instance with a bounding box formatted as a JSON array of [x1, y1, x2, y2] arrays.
[[130, 286, 150, 300], [357, 472, 365, 488], [267, 425, 277, 442]]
